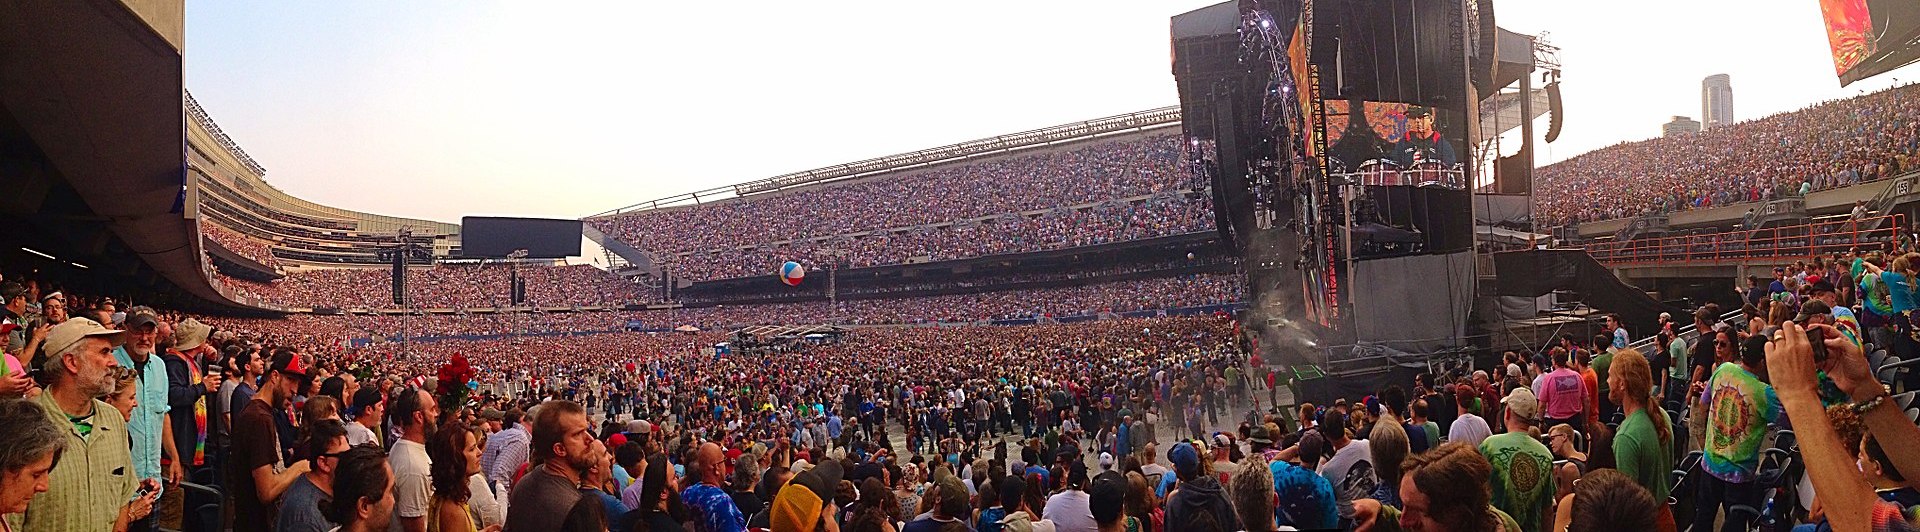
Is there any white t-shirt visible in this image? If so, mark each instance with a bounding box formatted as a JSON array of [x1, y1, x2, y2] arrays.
[[1043, 489, 1097, 532], [1449, 413, 1492, 448], [469, 473, 504, 527], [345, 421, 377, 447], [1317, 439, 1375, 520], [389, 439, 434, 523]]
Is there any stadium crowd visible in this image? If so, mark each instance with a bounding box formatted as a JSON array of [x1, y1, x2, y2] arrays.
[[1535, 83, 1920, 227], [664, 274, 1244, 327], [215, 264, 649, 310], [204, 272, 1244, 345], [203, 222, 283, 272], [676, 194, 1211, 282], [678, 255, 1236, 305], [593, 135, 1210, 281]]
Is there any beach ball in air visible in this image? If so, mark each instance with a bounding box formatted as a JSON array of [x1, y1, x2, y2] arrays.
[[780, 261, 806, 286]]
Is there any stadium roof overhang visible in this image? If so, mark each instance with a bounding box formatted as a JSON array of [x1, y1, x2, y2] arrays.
[[0, 0, 270, 313]]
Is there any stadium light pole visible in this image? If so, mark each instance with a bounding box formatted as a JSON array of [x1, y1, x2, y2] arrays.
[[824, 248, 847, 325], [507, 249, 530, 338]]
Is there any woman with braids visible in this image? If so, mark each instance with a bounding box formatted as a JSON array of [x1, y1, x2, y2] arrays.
[[427, 419, 498, 532], [325, 445, 396, 532], [1350, 442, 1523, 532], [1606, 348, 1676, 531]]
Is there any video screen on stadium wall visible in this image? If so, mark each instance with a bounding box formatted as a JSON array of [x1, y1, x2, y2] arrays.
[[1323, 100, 1469, 188], [460, 217, 583, 259], [1824, 0, 1920, 85]]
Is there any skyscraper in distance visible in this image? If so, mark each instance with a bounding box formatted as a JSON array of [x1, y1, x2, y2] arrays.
[[1702, 74, 1733, 129]]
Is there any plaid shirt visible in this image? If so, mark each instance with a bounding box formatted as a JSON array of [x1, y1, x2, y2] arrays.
[[13, 391, 138, 532]]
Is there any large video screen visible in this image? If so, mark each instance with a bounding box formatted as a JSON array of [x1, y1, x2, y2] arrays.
[[1322, 100, 1470, 188], [1824, 0, 1920, 85], [460, 217, 583, 259]]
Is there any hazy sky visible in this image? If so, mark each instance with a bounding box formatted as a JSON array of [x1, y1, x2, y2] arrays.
[[183, 0, 1920, 224]]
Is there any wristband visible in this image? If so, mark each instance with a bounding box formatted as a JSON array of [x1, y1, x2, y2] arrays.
[[1851, 383, 1893, 414]]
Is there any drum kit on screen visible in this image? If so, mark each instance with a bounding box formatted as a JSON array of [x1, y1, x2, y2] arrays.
[[1344, 159, 1467, 189]]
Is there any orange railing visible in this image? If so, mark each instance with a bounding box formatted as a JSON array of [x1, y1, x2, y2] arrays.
[[1586, 215, 1904, 265]]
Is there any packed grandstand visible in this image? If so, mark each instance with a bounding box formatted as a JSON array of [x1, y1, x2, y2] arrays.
[[179, 88, 1236, 341], [1534, 83, 1920, 228]]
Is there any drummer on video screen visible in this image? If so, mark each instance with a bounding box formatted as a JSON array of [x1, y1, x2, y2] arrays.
[[1390, 106, 1457, 167]]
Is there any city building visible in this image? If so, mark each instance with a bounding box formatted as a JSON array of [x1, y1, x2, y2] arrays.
[[1702, 74, 1733, 129], [1663, 115, 1702, 137]]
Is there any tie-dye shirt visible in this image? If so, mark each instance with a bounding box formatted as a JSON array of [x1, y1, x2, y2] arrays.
[[1703, 362, 1782, 483], [682, 483, 746, 532]]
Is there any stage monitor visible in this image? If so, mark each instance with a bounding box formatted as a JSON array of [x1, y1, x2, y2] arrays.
[[1825, 0, 1920, 86], [460, 217, 583, 258]]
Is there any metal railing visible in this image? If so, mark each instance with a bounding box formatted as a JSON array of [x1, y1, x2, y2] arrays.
[[1585, 214, 1903, 265]]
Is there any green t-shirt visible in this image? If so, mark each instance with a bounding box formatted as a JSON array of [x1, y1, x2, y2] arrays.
[[1592, 353, 1614, 405], [1668, 338, 1690, 381], [1420, 422, 1440, 447], [1479, 432, 1556, 532], [1615, 406, 1675, 503]]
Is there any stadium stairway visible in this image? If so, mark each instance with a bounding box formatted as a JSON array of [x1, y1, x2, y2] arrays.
[[583, 223, 651, 272]]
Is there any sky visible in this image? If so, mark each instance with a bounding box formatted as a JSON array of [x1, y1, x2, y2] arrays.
[[183, 0, 1920, 225]]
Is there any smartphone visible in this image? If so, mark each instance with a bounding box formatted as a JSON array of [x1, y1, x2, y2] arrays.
[[1808, 327, 1829, 363]]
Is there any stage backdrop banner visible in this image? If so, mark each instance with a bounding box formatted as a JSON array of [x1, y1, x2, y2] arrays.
[[1491, 249, 1685, 335], [1351, 250, 1475, 352]]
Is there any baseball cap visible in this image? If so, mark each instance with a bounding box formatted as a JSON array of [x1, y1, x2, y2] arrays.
[[627, 419, 652, 435], [770, 483, 826, 531], [1501, 387, 1540, 423], [1796, 300, 1833, 323], [1098, 452, 1114, 470], [1507, 363, 1522, 377], [123, 306, 159, 330], [1406, 106, 1431, 118], [269, 350, 309, 382], [1169, 442, 1201, 477], [1809, 280, 1837, 295], [791, 459, 813, 473], [1088, 471, 1127, 524], [41, 318, 125, 368], [350, 387, 383, 417]]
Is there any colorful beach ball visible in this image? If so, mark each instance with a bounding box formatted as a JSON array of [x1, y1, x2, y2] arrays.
[[780, 261, 806, 286]]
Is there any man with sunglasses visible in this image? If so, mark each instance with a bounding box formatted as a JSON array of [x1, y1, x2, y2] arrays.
[[277, 419, 350, 532]]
